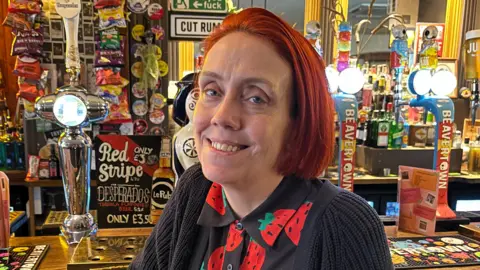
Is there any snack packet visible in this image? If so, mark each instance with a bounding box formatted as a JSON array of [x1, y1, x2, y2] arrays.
[[2, 12, 32, 30], [11, 28, 44, 56], [8, 0, 42, 14], [95, 68, 128, 86], [94, 0, 122, 9], [101, 87, 132, 123], [100, 28, 121, 50], [98, 6, 126, 29], [13, 56, 41, 80]]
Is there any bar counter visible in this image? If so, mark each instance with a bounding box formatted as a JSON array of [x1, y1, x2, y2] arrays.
[[7, 226, 480, 270]]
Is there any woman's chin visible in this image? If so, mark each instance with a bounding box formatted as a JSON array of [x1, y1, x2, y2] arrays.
[[201, 164, 241, 185]]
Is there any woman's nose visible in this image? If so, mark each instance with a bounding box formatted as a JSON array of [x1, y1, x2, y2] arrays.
[[210, 98, 242, 130]]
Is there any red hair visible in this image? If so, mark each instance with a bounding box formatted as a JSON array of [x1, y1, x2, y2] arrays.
[[202, 8, 335, 179]]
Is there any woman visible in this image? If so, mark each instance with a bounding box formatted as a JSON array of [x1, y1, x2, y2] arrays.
[[130, 8, 393, 270]]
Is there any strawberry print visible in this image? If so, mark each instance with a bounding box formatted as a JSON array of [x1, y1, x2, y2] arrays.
[[240, 239, 266, 270], [285, 201, 313, 245], [206, 183, 226, 215], [258, 209, 295, 246], [207, 246, 225, 270], [226, 222, 244, 251]]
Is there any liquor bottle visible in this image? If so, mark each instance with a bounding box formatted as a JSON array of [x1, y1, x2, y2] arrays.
[[387, 103, 404, 149], [49, 144, 59, 179], [150, 137, 175, 224], [376, 109, 390, 148], [357, 114, 366, 145], [408, 111, 427, 148], [367, 110, 379, 147]]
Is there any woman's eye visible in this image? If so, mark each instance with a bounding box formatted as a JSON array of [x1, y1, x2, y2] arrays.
[[204, 89, 219, 97], [248, 96, 265, 104]]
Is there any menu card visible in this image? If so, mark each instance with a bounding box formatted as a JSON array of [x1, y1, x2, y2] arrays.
[[398, 166, 439, 236]]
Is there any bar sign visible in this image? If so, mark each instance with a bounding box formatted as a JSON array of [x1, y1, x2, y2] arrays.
[[170, 14, 224, 40]]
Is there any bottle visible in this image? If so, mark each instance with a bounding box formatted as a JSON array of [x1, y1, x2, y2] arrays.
[[462, 138, 471, 171], [357, 114, 366, 145], [468, 136, 480, 174], [409, 110, 427, 148], [150, 137, 175, 224], [368, 110, 379, 147], [387, 103, 404, 149], [49, 144, 59, 179], [376, 109, 390, 148], [401, 108, 410, 148], [453, 130, 462, 149], [426, 112, 435, 147]]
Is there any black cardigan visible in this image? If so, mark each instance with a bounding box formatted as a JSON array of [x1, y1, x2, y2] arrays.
[[129, 164, 394, 270]]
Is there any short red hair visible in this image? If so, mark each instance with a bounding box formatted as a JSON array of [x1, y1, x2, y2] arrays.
[[202, 8, 334, 179]]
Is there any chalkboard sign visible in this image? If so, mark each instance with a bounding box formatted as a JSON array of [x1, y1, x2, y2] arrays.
[[94, 135, 161, 229]]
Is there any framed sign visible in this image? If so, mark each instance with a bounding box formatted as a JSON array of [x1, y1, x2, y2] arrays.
[[94, 135, 161, 229]]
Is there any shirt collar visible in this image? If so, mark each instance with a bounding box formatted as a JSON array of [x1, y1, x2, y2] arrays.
[[197, 176, 312, 248]]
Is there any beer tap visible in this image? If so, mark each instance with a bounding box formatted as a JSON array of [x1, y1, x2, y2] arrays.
[[407, 25, 457, 219], [34, 0, 108, 244], [465, 30, 480, 124]]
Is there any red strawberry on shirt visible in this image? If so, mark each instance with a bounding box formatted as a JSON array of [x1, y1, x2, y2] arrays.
[[206, 183, 226, 215], [240, 239, 266, 270], [226, 222, 244, 251], [258, 209, 295, 246], [207, 246, 225, 270], [285, 201, 313, 245]]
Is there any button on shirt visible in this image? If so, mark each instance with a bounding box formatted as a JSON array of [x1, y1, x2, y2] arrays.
[[194, 176, 317, 270]]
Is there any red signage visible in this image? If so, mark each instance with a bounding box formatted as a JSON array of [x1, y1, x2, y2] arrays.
[[339, 121, 357, 192], [436, 120, 453, 204]]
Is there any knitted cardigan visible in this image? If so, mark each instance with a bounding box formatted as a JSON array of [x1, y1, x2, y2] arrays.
[[129, 164, 393, 270]]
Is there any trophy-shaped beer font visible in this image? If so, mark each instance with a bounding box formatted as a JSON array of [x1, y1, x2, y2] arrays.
[[34, 0, 109, 244]]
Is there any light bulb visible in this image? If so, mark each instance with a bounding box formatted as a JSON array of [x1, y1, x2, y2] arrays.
[[431, 70, 457, 96], [325, 66, 339, 93], [408, 70, 432, 96], [338, 68, 364, 94]]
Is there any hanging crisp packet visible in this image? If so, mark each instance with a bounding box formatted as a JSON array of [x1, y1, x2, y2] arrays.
[[100, 28, 121, 50], [104, 88, 132, 123], [95, 68, 129, 86], [94, 0, 122, 9], [13, 56, 41, 80], [8, 0, 42, 14], [98, 6, 126, 29], [2, 13, 32, 30], [11, 28, 44, 56]]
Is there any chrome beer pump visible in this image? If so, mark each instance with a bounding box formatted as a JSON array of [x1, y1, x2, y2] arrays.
[[34, 0, 108, 244], [407, 26, 457, 218]]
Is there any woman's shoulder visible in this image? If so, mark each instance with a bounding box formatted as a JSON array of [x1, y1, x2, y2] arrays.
[[309, 180, 383, 231]]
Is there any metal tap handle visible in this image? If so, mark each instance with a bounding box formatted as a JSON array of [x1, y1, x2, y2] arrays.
[[471, 80, 479, 123], [55, 0, 81, 83]]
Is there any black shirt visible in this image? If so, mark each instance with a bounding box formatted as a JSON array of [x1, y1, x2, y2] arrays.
[[194, 176, 316, 270], [129, 163, 394, 270]]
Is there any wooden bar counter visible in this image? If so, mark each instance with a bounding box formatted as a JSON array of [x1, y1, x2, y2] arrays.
[[7, 226, 480, 270]]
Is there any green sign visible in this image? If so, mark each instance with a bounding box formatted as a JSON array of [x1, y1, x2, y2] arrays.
[[172, 0, 227, 13]]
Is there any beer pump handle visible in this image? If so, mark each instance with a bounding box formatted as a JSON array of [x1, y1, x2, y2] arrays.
[[55, 0, 81, 84], [64, 15, 81, 83]]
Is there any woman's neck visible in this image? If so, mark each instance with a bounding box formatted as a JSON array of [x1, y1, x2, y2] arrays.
[[222, 173, 284, 219]]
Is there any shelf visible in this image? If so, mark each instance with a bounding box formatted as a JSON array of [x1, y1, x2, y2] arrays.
[[12, 179, 98, 187]]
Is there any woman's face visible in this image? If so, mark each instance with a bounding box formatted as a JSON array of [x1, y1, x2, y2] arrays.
[[193, 32, 293, 186]]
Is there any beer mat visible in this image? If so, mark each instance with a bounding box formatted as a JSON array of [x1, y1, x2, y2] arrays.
[[67, 236, 147, 270], [43, 210, 97, 228], [0, 245, 49, 270], [9, 211, 25, 225], [389, 235, 480, 269]]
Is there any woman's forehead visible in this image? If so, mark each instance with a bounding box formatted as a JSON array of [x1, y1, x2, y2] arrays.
[[201, 32, 292, 86]]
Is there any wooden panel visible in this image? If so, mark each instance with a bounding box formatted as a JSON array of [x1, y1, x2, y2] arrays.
[[0, 1, 19, 118]]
